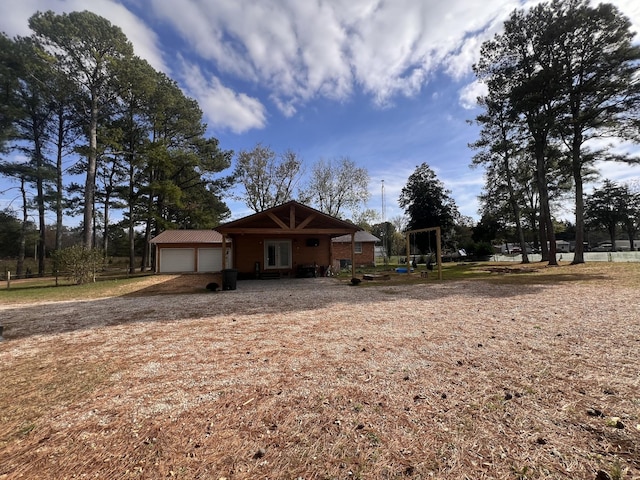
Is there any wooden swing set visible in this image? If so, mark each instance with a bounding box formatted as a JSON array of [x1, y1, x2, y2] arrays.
[[404, 226, 443, 280]]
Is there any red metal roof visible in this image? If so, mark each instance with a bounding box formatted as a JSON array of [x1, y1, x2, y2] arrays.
[[150, 230, 226, 244]]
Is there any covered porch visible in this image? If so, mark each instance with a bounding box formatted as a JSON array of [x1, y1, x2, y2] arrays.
[[216, 201, 360, 280]]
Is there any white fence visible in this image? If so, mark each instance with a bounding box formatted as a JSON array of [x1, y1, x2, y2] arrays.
[[492, 252, 640, 263]]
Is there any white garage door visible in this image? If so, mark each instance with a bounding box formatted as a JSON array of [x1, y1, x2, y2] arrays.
[[198, 248, 223, 272], [159, 248, 195, 273]]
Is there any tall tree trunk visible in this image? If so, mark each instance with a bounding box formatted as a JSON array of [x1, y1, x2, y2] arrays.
[[140, 215, 151, 272], [128, 165, 136, 274], [572, 169, 586, 264], [533, 136, 557, 266], [540, 185, 558, 266], [17, 178, 27, 277], [102, 186, 111, 257], [571, 132, 585, 264], [140, 187, 155, 272], [37, 178, 46, 276], [55, 111, 64, 251], [538, 217, 549, 261], [609, 225, 617, 251], [83, 92, 99, 249], [504, 155, 529, 264], [35, 143, 46, 276], [128, 216, 136, 274], [626, 228, 635, 251]]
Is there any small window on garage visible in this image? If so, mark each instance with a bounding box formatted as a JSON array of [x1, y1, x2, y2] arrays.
[[354, 242, 363, 254]]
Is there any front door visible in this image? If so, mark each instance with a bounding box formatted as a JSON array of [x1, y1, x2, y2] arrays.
[[265, 239, 291, 269]]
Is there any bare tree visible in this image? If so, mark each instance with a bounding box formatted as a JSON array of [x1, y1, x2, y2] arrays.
[[234, 143, 304, 212], [390, 215, 408, 233], [303, 156, 370, 219]]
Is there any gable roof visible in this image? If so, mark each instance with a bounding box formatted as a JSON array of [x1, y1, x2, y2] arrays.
[[150, 230, 225, 244], [332, 231, 380, 243], [216, 201, 359, 236]]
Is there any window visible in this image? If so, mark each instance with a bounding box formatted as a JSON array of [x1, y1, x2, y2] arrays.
[[265, 240, 291, 269], [354, 242, 363, 254]]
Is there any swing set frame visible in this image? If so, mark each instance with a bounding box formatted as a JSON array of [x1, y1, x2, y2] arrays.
[[404, 226, 443, 280]]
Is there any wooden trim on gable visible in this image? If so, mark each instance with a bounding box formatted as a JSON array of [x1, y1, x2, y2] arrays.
[[267, 211, 289, 230], [218, 227, 357, 235], [296, 213, 316, 230], [217, 201, 359, 237]]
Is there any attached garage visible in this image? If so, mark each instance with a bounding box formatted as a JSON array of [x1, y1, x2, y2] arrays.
[[198, 248, 223, 272], [159, 248, 195, 273], [150, 230, 231, 273]]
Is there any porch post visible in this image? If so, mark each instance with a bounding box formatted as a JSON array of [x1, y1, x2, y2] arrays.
[[221, 234, 227, 270]]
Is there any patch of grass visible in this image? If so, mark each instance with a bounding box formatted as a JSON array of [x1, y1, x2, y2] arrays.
[[2, 262, 639, 304], [0, 353, 112, 447], [465, 261, 640, 288], [607, 460, 628, 480], [0, 274, 155, 304], [357, 261, 640, 287]]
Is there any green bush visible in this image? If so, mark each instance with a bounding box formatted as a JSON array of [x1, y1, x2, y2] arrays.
[[52, 246, 104, 285]]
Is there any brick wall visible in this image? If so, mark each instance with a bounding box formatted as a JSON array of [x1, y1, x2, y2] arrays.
[[331, 241, 376, 267]]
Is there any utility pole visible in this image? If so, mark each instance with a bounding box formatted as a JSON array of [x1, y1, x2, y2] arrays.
[[381, 180, 387, 263]]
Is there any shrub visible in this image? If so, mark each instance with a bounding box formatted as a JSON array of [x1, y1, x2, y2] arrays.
[[473, 242, 494, 258], [52, 246, 104, 285]]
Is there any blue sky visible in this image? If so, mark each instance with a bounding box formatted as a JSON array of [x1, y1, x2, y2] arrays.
[[2, 0, 640, 226]]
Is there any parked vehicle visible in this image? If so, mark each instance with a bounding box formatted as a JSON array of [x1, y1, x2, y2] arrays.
[[590, 242, 633, 252], [591, 243, 613, 252]]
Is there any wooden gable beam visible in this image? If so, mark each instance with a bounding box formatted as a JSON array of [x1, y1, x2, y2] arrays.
[[290, 204, 296, 229], [218, 227, 357, 235], [296, 213, 316, 230], [267, 211, 289, 230]]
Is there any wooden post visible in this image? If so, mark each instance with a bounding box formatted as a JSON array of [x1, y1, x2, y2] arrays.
[[404, 226, 443, 280], [406, 234, 411, 273], [6, 270, 10, 289], [221, 235, 227, 270]]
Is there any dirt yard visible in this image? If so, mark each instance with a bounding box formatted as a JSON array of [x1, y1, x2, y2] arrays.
[[1, 271, 639, 479]]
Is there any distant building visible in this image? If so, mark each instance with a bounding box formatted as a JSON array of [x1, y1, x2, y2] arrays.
[[332, 231, 380, 268]]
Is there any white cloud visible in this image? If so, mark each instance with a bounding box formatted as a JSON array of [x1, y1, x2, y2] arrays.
[[3, 0, 639, 127], [459, 81, 488, 110], [178, 59, 267, 134], [147, 0, 537, 111], [610, 0, 640, 41], [594, 159, 640, 185], [0, 0, 168, 73]]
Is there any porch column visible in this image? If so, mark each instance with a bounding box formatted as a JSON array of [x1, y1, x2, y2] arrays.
[[221, 234, 227, 270]]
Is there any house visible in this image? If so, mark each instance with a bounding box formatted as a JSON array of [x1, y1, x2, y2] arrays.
[[149, 229, 231, 273], [216, 201, 361, 279], [332, 231, 380, 268]]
